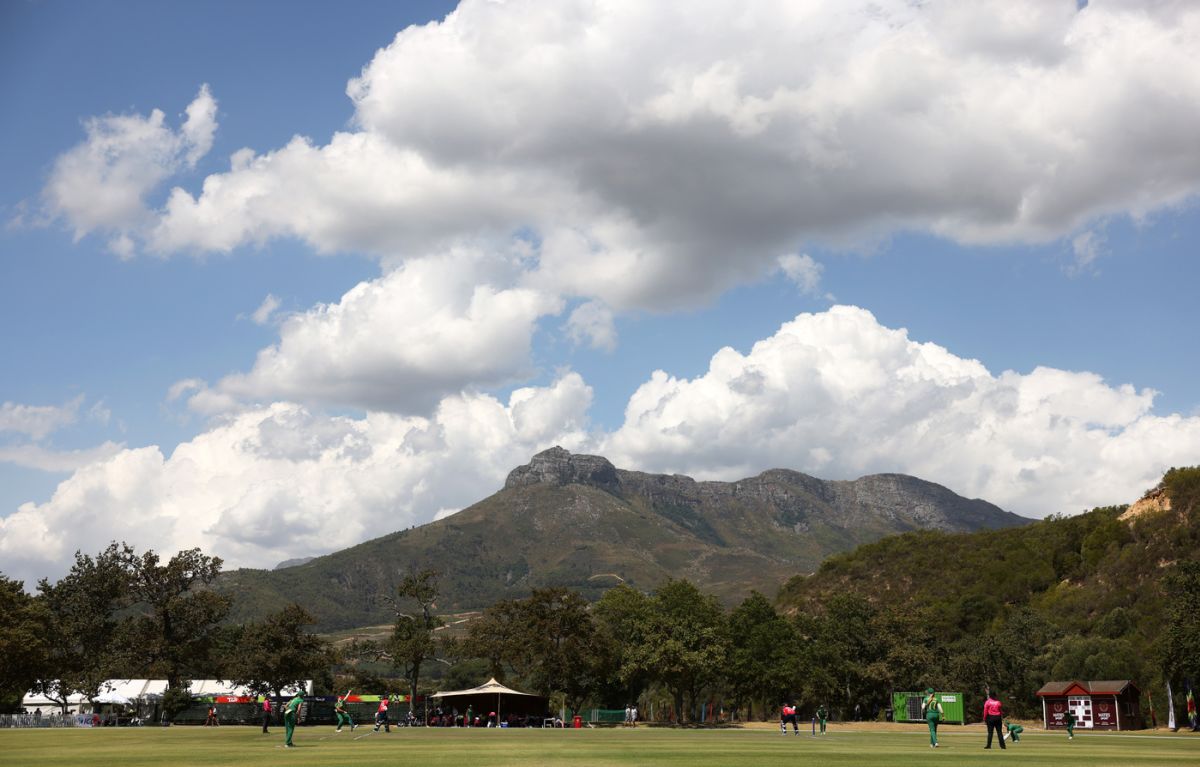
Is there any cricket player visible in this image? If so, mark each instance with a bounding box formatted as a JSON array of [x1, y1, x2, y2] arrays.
[[780, 703, 798, 735], [335, 691, 356, 732], [1004, 720, 1023, 743], [922, 688, 942, 748], [283, 692, 303, 748], [816, 704, 828, 734], [374, 696, 391, 732], [1065, 708, 1075, 739]]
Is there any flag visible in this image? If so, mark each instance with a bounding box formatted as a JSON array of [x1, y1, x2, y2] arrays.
[[1167, 681, 1176, 731], [1187, 679, 1198, 731], [1147, 691, 1157, 728]]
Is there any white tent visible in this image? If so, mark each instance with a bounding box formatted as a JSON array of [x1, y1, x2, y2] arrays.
[[21, 690, 86, 714], [24, 678, 313, 712], [432, 678, 547, 723]]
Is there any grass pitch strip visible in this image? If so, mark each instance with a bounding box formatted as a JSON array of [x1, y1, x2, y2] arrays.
[[1, 725, 1197, 767]]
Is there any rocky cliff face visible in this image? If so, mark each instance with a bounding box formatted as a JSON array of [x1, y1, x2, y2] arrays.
[[504, 446, 620, 491], [505, 446, 1021, 536]]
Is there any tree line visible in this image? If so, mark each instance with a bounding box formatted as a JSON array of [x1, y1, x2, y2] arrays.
[[4, 466, 1198, 725], [0, 543, 329, 720]]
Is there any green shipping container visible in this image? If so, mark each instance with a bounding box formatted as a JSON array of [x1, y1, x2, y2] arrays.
[[891, 691, 965, 724]]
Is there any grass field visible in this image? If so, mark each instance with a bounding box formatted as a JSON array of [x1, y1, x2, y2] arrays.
[[1, 724, 1197, 767]]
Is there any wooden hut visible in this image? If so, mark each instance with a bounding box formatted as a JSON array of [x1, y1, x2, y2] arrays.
[[1036, 680, 1144, 731]]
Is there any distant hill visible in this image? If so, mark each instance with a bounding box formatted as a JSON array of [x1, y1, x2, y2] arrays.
[[219, 447, 1028, 629], [774, 466, 1200, 698], [273, 557, 315, 570]]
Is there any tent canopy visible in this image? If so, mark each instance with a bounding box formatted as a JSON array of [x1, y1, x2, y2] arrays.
[[431, 678, 548, 721], [433, 678, 540, 699]]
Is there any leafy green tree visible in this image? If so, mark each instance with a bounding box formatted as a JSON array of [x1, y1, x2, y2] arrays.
[[228, 603, 332, 697], [623, 580, 729, 723], [512, 588, 611, 715], [115, 546, 230, 719], [460, 598, 527, 682], [946, 608, 1061, 719], [378, 569, 445, 705], [32, 545, 128, 713], [593, 584, 654, 708], [725, 591, 801, 720], [0, 573, 49, 712], [1158, 560, 1200, 688]]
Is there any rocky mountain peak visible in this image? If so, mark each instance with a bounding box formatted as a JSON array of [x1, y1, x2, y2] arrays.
[[504, 446, 620, 491]]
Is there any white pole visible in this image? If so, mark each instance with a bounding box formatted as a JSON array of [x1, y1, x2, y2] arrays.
[[1042, 698, 1047, 730], [1115, 695, 1121, 731]]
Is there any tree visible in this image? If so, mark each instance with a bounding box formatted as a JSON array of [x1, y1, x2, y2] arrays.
[[0, 573, 49, 712], [379, 569, 445, 706], [795, 594, 883, 717], [34, 545, 128, 713], [1159, 560, 1200, 688], [116, 546, 230, 719], [725, 591, 800, 720], [228, 603, 330, 697], [593, 583, 654, 708], [511, 588, 610, 715], [460, 598, 527, 682], [623, 580, 729, 723]]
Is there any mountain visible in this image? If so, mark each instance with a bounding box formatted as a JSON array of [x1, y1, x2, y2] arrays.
[[218, 447, 1029, 629]]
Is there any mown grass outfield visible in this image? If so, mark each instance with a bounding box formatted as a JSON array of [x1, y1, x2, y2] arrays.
[[1, 723, 1197, 767]]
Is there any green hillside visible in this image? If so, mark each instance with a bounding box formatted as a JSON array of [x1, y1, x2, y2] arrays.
[[776, 466, 1200, 713]]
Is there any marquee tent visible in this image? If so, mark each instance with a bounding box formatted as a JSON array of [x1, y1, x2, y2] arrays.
[[432, 678, 548, 723]]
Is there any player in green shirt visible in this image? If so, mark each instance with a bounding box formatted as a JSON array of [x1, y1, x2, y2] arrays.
[[1004, 720, 1023, 743], [921, 688, 942, 748], [816, 705, 828, 734], [283, 693, 303, 748], [1065, 709, 1075, 739], [334, 691, 356, 732]]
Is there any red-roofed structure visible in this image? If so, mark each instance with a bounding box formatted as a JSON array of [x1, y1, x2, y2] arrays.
[[1035, 680, 1143, 731]]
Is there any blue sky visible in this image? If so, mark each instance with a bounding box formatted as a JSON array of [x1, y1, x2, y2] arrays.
[[2, 0, 1199, 584]]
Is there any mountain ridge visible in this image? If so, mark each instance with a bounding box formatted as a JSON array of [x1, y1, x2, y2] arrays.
[[218, 447, 1029, 629]]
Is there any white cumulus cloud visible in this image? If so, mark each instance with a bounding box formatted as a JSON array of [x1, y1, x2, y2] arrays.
[[602, 305, 1200, 517], [44, 85, 217, 257], [6, 306, 1200, 587], [198, 247, 562, 414], [0, 373, 592, 586], [44, 1, 1200, 307]]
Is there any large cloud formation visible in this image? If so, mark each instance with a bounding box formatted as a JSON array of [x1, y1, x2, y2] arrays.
[[47, 1, 1200, 306], [5, 307, 1199, 587], [0, 374, 593, 585], [603, 306, 1200, 517]]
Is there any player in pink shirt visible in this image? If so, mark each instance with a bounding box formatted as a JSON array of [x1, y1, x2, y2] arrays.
[[779, 703, 798, 735], [983, 692, 1006, 749]]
